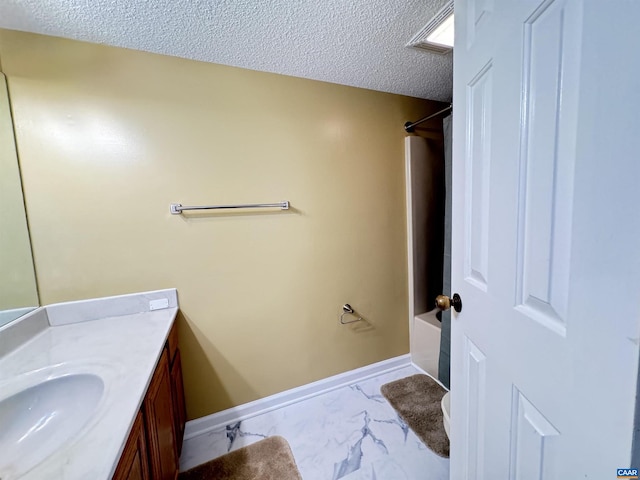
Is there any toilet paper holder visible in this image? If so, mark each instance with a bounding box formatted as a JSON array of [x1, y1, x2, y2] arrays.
[[340, 304, 363, 324]]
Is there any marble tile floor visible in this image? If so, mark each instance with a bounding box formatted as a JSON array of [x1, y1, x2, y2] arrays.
[[179, 365, 449, 480]]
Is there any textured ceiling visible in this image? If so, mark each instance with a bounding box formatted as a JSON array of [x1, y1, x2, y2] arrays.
[[0, 0, 453, 101]]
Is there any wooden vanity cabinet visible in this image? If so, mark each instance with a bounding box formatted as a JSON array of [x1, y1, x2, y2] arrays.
[[114, 323, 186, 480], [144, 348, 178, 480], [170, 349, 186, 456], [112, 412, 150, 480]]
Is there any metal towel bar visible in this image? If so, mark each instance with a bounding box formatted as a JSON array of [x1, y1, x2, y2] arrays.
[[170, 201, 289, 215]]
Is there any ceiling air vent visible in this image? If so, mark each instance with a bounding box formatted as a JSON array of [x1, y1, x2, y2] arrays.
[[407, 0, 454, 54]]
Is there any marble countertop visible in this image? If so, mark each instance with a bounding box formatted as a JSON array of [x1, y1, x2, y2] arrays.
[[0, 289, 179, 480]]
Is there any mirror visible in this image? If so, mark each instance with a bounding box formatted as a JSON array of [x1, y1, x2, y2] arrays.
[[0, 72, 39, 327]]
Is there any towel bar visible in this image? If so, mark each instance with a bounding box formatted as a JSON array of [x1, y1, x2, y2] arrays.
[[170, 201, 289, 214]]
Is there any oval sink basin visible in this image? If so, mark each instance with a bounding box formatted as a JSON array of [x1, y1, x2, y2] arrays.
[[0, 373, 104, 479]]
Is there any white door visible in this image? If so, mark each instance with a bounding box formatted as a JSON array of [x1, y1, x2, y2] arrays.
[[450, 0, 640, 477]]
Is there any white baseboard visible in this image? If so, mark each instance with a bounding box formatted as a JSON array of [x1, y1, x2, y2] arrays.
[[184, 354, 411, 440]]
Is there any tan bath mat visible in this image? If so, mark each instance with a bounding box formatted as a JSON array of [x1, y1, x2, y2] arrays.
[[381, 373, 449, 457], [178, 435, 302, 480]]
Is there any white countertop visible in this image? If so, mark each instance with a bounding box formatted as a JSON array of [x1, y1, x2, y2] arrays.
[[0, 289, 179, 480]]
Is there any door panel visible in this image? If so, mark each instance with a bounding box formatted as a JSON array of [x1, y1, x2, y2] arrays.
[[465, 0, 493, 50], [144, 349, 178, 480], [515, 0, 581, 335], [509, 388, 559, 480], [113, 412, 150, 480], [465, 61, 493, 291], [171, 349, 187, 456], [460, 337, 487, 480]]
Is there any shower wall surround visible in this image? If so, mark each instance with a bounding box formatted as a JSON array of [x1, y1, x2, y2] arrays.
[[405, 129, 446, 379], [0, 29, 444, 419]]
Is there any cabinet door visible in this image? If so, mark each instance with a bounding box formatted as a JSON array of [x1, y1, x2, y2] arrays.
[[113, 411, 150, 480], [144, 348, 178, 480], [171, 349, 186, 456]]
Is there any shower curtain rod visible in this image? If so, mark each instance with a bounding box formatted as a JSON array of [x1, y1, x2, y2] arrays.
[[404, 104, 452, 133]]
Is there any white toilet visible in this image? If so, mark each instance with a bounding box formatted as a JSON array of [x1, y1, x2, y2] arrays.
[[441, 391, 451, 440]]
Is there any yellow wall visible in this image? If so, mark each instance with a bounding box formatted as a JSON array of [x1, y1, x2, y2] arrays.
[[0, 72, 38, 312], [0, 29, 444, 419]]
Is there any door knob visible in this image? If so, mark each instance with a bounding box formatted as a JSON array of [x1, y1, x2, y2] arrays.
[[435, 293, 462, 313]]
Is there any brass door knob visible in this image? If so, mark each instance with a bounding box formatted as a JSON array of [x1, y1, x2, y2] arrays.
[[435, 293, 462, 313]]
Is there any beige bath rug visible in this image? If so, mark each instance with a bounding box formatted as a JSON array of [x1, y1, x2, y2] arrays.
[[178, 435, 302, 480], [381, 373, 449, 457]]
